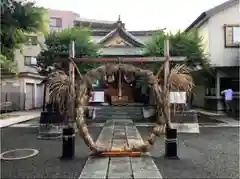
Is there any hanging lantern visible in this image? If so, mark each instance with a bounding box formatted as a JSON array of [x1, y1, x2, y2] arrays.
[[107, 74, 115, 83]]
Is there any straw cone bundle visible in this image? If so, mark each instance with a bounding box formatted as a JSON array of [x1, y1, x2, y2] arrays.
[[168, 64, 194, 94], [46, 62, 194, 154]]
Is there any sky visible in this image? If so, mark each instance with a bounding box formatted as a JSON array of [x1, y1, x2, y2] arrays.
[[35, 0, 229, 32]]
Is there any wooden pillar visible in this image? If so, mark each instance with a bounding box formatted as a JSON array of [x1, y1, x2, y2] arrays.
[[68, 41, 75, 127], [61, 41, 76, 160], [164, 39, 171, 127], [118, 57, 122, 99], [164, 39, 170, 89], [163, 39, 179, 159]]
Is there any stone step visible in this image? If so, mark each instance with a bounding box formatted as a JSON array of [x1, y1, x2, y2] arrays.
[[95, 117, 144, 121], [96, 108, 143, 112], [96, 110, 142, 112], [95, 113, 143, 116], [95, 113, 143, 117], [96, 111, 143, 115]]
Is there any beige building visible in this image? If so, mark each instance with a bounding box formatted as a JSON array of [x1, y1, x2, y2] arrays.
[[185, 0, 240, 111], [1, 34, 45, 110]]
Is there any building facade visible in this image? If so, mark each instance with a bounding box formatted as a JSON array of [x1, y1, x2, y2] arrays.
[[1, 9, 116, 111], [47, 8, 116, 32], [185, 0, 240, 111]]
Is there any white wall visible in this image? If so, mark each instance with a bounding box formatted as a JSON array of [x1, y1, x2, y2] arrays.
[[198, 22, 210, 56], [207, 3, 240, 67]]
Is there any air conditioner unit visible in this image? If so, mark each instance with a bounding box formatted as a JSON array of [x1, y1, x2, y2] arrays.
[[30, 57, 37, 65]]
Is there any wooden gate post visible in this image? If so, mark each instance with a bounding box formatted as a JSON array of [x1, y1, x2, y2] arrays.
[[164, 39, 179, 160], [68, 40, 75, 127], [61, 41, 76, 160], [164, 39, 170, 127]]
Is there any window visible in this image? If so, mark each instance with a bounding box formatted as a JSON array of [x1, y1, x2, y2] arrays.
[[224, 25, 240, 48], [49, 17, 62, 27], [25, 35, 38, 45], [24, 56, 37, 66]]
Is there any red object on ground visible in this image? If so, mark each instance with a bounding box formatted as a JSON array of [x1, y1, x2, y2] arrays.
[[100, 151, 141, 157]]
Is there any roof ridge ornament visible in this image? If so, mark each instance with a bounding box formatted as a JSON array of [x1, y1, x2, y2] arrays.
[[118, 15, 121, 22], [116, 15, 123, 27]]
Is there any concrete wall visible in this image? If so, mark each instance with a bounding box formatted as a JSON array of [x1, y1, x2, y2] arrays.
[[0, 77, 44, 110], [0, 78, 25, 110]]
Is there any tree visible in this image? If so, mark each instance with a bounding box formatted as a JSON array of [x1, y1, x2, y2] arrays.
[[37, 27, 99, 75], [144, 29, 210, 69], [0, 0, 48, 74]]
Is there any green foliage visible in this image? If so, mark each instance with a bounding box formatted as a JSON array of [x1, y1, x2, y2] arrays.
[[0, 54, 17, 74], [145, 29, 210, 69], [0, 0, 47, 74], [0, 113, 11, 119], [37, 27, 99, 75]]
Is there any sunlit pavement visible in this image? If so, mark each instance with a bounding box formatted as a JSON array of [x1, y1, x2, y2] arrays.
[[138, 126, 240, 179], [1, 125, 101, 179], [1, 119, 239, 179]]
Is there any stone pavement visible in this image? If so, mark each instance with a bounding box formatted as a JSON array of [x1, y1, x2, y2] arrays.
[[78, 120, 162, 179], [0, 109, 41, 128]]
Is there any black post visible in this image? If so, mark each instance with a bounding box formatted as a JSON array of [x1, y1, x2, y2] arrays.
[[164, 127, 179, 159], [61, 127, 75, 160], [42, 82, 47, 111]]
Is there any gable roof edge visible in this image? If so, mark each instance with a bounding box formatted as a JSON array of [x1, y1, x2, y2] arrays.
[[98, 25, 145, 47], [185, 0, 239, 32]]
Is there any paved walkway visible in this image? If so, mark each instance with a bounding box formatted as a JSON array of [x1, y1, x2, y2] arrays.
[[0, 109, 41, 128], [79, 120, 162, 179], [193, 108, 226, 116]]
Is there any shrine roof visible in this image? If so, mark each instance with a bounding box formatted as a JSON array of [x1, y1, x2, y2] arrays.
[[97, 16, 145, 47], [88, 16, 165, 46]]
